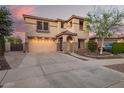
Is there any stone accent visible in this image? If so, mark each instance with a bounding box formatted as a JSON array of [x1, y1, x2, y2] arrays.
[[62, 42, 68, 53], [73, 42, 78, 53], [57, 43, 61, 51], [56, 35, 79, 53], [61, 42, 78, 53]]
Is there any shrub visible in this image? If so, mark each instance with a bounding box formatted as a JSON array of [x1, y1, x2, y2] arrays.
[[112, 42, 124, 54], [87, 40, 97, 52]]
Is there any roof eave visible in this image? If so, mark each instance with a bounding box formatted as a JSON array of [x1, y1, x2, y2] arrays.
[[23, 14, 57, 22]]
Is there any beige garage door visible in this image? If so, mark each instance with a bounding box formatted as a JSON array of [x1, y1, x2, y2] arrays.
[[28, 38, 57, 53]]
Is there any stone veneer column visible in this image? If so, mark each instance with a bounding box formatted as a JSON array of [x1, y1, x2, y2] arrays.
[[73, 42, 78, 53], [62, 35, 67, 53], [62, 42, 68, 53], [61, 35, 78, 53], [73, 36, 78, 53], [56, 42, 60, 51], [56, 39, 60, 51]]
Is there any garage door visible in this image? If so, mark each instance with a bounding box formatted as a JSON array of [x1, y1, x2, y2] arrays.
[[28, 38, 57, 53]]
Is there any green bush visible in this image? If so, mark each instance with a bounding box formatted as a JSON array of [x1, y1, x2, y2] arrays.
[[112, 42, 124, 54], [87, 40, 97, 52]]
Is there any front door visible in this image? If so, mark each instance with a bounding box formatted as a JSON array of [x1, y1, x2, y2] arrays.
[[67, 36, 74, 52]]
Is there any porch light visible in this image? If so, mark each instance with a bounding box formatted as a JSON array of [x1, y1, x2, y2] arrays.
[[69, 40, 74, 43]]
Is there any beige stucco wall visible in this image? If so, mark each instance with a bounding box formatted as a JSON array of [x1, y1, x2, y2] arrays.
[[71, 18, 89, 39], [25, 18, 58, 38], [24, 17, 89, 40], [24, 16, 90, 53]]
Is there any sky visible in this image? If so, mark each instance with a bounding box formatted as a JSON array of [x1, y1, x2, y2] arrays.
[[1, 5, 124, 40], [4, 5, 124, 32]]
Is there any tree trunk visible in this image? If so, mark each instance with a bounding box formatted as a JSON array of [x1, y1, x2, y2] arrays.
[[0, 35, 5, 56], [100, 37, 104, 55]]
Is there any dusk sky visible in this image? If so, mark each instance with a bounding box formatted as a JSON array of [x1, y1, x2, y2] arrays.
[[1, 5, 124, 41], [4, 5, 124, 32]]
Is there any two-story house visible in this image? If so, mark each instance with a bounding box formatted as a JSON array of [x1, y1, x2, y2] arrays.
[[23, 15, 89, 53]]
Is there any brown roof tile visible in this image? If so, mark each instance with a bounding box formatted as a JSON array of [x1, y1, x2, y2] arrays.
[[23, 14, 84, 22], [56, 30, 77, 37]]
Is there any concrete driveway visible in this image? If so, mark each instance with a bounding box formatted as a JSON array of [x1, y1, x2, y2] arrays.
[[1, 52, 124, 88]]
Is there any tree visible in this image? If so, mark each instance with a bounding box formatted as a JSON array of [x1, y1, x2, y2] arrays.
[[0, 6, 13, 56], [86, 8, 124, 54]]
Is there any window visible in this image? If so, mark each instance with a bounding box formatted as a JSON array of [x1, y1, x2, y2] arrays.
[[44, 22, 48, 30], [61, 22, 64, 28], [37, 21, 42, 30], [79, 20, 83, 30], [37, 21, 49, 31]]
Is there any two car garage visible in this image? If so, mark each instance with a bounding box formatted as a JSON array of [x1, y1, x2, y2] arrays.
[[28, 37, 57, 53]]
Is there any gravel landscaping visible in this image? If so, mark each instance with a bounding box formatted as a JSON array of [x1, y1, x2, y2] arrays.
[[77, 49, 124, 59], [82, 53, 124, 59], [105, 64, 124, 73]]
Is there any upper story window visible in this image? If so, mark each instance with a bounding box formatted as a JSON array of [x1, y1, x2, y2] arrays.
[[61, 22, 64, 28], [37, 21, 42, 30], [79, 20, 83, 30], [44, 22, 49, 30], [37, 21, 49, 31]]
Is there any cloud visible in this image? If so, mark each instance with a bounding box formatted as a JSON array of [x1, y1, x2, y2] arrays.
[[3, 5, 37, 41], [6, 5, 37, 34], [9, 5, 35, 19]]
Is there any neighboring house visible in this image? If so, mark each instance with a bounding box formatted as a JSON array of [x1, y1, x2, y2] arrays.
[[23, 15, 89, 53], [90, 36, 124, 47]]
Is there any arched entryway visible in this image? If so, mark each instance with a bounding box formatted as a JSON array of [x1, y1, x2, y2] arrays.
[[67, 36, 75, 52], [56, 30, 78, 53]]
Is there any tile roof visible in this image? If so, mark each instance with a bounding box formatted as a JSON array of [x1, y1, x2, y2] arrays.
[[56, 30, 77, 37], [23, 14, 84, 22]]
